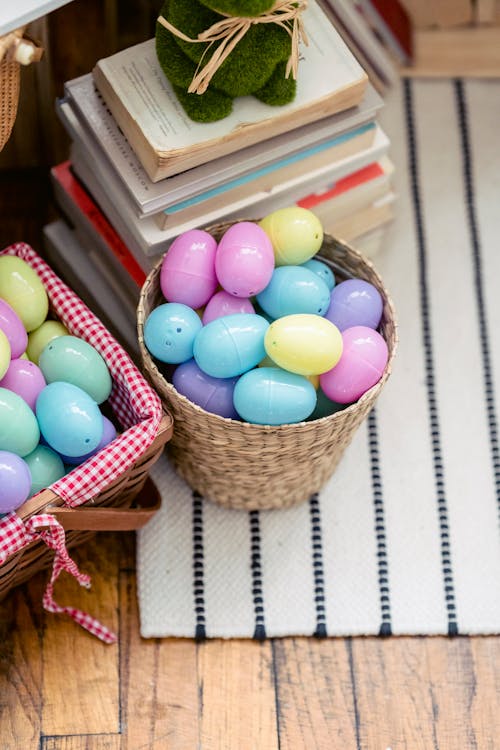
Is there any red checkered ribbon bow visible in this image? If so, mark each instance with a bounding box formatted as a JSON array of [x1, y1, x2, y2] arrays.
[[0, 512, 117, 643]]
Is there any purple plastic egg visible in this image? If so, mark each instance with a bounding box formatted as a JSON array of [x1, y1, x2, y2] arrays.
[[0, 451, 32, 513], [172, 359, 239, 419], [160, 229, 218, 309], [325, 279, 383, 331], [320, 326, 389, 404], [215, 221, 274, 298], [0, 358, 46, 410], [202, 290, 255, 325], [0, 298, 28, 359]]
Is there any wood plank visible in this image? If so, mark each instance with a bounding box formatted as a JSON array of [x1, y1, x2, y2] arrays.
[[198, 639, 279, 750], [0, 576, 45, 750], [118, 571, 200, 750], [469, 638, 500, 741], [272, 637, 358, 749], [401, 26, 500, 77], [41, 736, 121, 750], [41, 535, 120, 736]]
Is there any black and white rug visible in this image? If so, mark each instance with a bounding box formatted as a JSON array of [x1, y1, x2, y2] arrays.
[[137, 78, 500, 639]]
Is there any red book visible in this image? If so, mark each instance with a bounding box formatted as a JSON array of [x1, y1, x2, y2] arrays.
[[297, 162, 384, 210], [51, 161, 147, 288]]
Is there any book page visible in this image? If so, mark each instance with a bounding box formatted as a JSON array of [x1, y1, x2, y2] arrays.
[[94, 0, 366, 152]]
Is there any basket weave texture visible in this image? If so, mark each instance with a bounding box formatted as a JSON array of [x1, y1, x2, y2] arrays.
[[0, 243, 173, 599], [138, 223, 397, 511], [0, 57, 20, 151]]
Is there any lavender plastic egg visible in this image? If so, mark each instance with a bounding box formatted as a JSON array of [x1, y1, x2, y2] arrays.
[[36, 382, 104, 457], [24, 445, 66, 496], [144, 302, 203, 364], [0, 358, 46, 410], [160, 229, 218, 308], [172, 359, 239, 419], [215, 222, 274, 298], [0, 298, 28, 359], [59, 415, 118, 465], [320, 326, 389, 404], [325, 279, 383, 331], [0, 387, 40, 457], [0, 451, 32, 513], [193, 313, 269, 378], [256, 266, 331, 319], [202, 290, 255, 325]]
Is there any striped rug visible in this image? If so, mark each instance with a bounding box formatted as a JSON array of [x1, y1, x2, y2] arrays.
[[137, 78, 500, 639]]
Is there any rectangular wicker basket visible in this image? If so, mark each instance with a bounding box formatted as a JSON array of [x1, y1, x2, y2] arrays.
[[0, 242, 173, 600]]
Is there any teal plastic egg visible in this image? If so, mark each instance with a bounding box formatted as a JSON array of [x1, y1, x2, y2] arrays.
[[24, 444, 66, 496], [39, 335, 112, 404], [302, 258, 336, 291], [0, 329, 11, 380], [265, 314, 343, 376], [36, 382, 104, 458], [256, 266, 331, 319], [193, 313, 269, 378], [259, 207, 323, 266], [0, 256, 49, 332], [233, 367, 317, 425], [0, 387, 40, 457]]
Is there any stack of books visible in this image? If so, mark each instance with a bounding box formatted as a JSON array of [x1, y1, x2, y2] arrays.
[[46, 0, 396, 345]]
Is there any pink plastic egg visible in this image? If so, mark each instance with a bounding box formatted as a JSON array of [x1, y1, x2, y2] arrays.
[[160, 229, 218, 309], [0, 358, 46, 410], [215, 221, 274, 298], [320, 326, 388, 404], [202, 290, 255, 325], [0, 299, 28, 359]]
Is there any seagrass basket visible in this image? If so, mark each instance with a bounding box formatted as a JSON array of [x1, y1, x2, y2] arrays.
[[0, 243, 174, 599], [137, 222, 397, 511]]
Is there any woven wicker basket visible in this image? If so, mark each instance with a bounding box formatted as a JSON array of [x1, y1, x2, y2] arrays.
[[0, 56, 20, 151], [138, 223, 397, 511]]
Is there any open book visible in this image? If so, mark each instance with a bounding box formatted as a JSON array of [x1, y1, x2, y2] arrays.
[[92, 0, 368, 182]]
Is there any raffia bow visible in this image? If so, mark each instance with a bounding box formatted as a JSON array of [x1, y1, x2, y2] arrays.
[[157, 0, 308, 95]]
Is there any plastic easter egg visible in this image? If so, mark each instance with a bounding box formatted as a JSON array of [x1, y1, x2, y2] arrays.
[[36, 382, 104, 458], [202, 290, 255, 325], [0, 256, 49, 332], [0, 387, 40, 457], [215, 221, 274, 297], [144, 302, 202, 364], [0, 358, 46, 410], [39, 335, 112, 404], [59, 415, 117, 465], [265, 314, 342, 376], [320, 326, 389, 404], [172, 359, 239, 419], [0, 299, 28, 359], [24, 445, 66, 496], [325, 279, 383, 331], [302, 258, 336, 291], [259, 207, 323, 266], [0, 451, 32, 512], [193, 313, 269, 378], [160, 229, 218, 308], [27, 320, 69, 364], [0, 329, 10, 380], [256, 266, 331, 319], [233, 367, 317, 425]]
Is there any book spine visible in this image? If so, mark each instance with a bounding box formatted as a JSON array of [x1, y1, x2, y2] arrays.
[[297, 162, 384, 209], [51, 161, 146, 288]]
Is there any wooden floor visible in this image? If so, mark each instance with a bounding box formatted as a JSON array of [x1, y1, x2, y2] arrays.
[[2, 172, 500, 750]]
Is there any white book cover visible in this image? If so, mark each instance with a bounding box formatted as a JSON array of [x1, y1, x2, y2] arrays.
[[63, 73, 383, 216]]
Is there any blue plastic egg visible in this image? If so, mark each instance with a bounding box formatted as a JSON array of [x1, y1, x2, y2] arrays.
[[193, 313, 269, 378], [256, 266, 331, 319], [59, 415, 118, 465], [36, 382, 104, 458], [0, 387, 40, 457], [144, 303, 203, 364], [233, 367, 317, 425], [38, 335, 112, 404], [301, 258, 336, 291]]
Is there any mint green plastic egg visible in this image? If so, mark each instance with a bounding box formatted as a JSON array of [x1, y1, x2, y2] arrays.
[[39, 335, 112, 404], [0, 387, 40, 457], [24, 444, 66, 496], [0, 256, 49, 332]]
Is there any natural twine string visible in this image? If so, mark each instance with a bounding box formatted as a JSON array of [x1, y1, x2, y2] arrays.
[[157, 0, 309, 95]]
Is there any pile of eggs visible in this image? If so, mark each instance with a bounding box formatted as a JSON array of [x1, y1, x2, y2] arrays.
[[0, 255, 117, 515], [144, 206, 389, 427]]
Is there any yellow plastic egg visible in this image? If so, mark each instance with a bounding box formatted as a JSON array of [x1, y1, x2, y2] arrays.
[[0, 256, 49, 332], [265, 314, 343, 376], [259, 207, 324, 266], [0, 329, 11, 379], [27, 320, 69, 364]]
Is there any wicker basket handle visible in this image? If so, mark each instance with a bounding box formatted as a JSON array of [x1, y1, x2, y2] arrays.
[[46, 477, 161, 531]]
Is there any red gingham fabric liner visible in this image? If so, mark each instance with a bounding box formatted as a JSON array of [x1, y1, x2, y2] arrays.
[[0, 242, 164, 641]]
